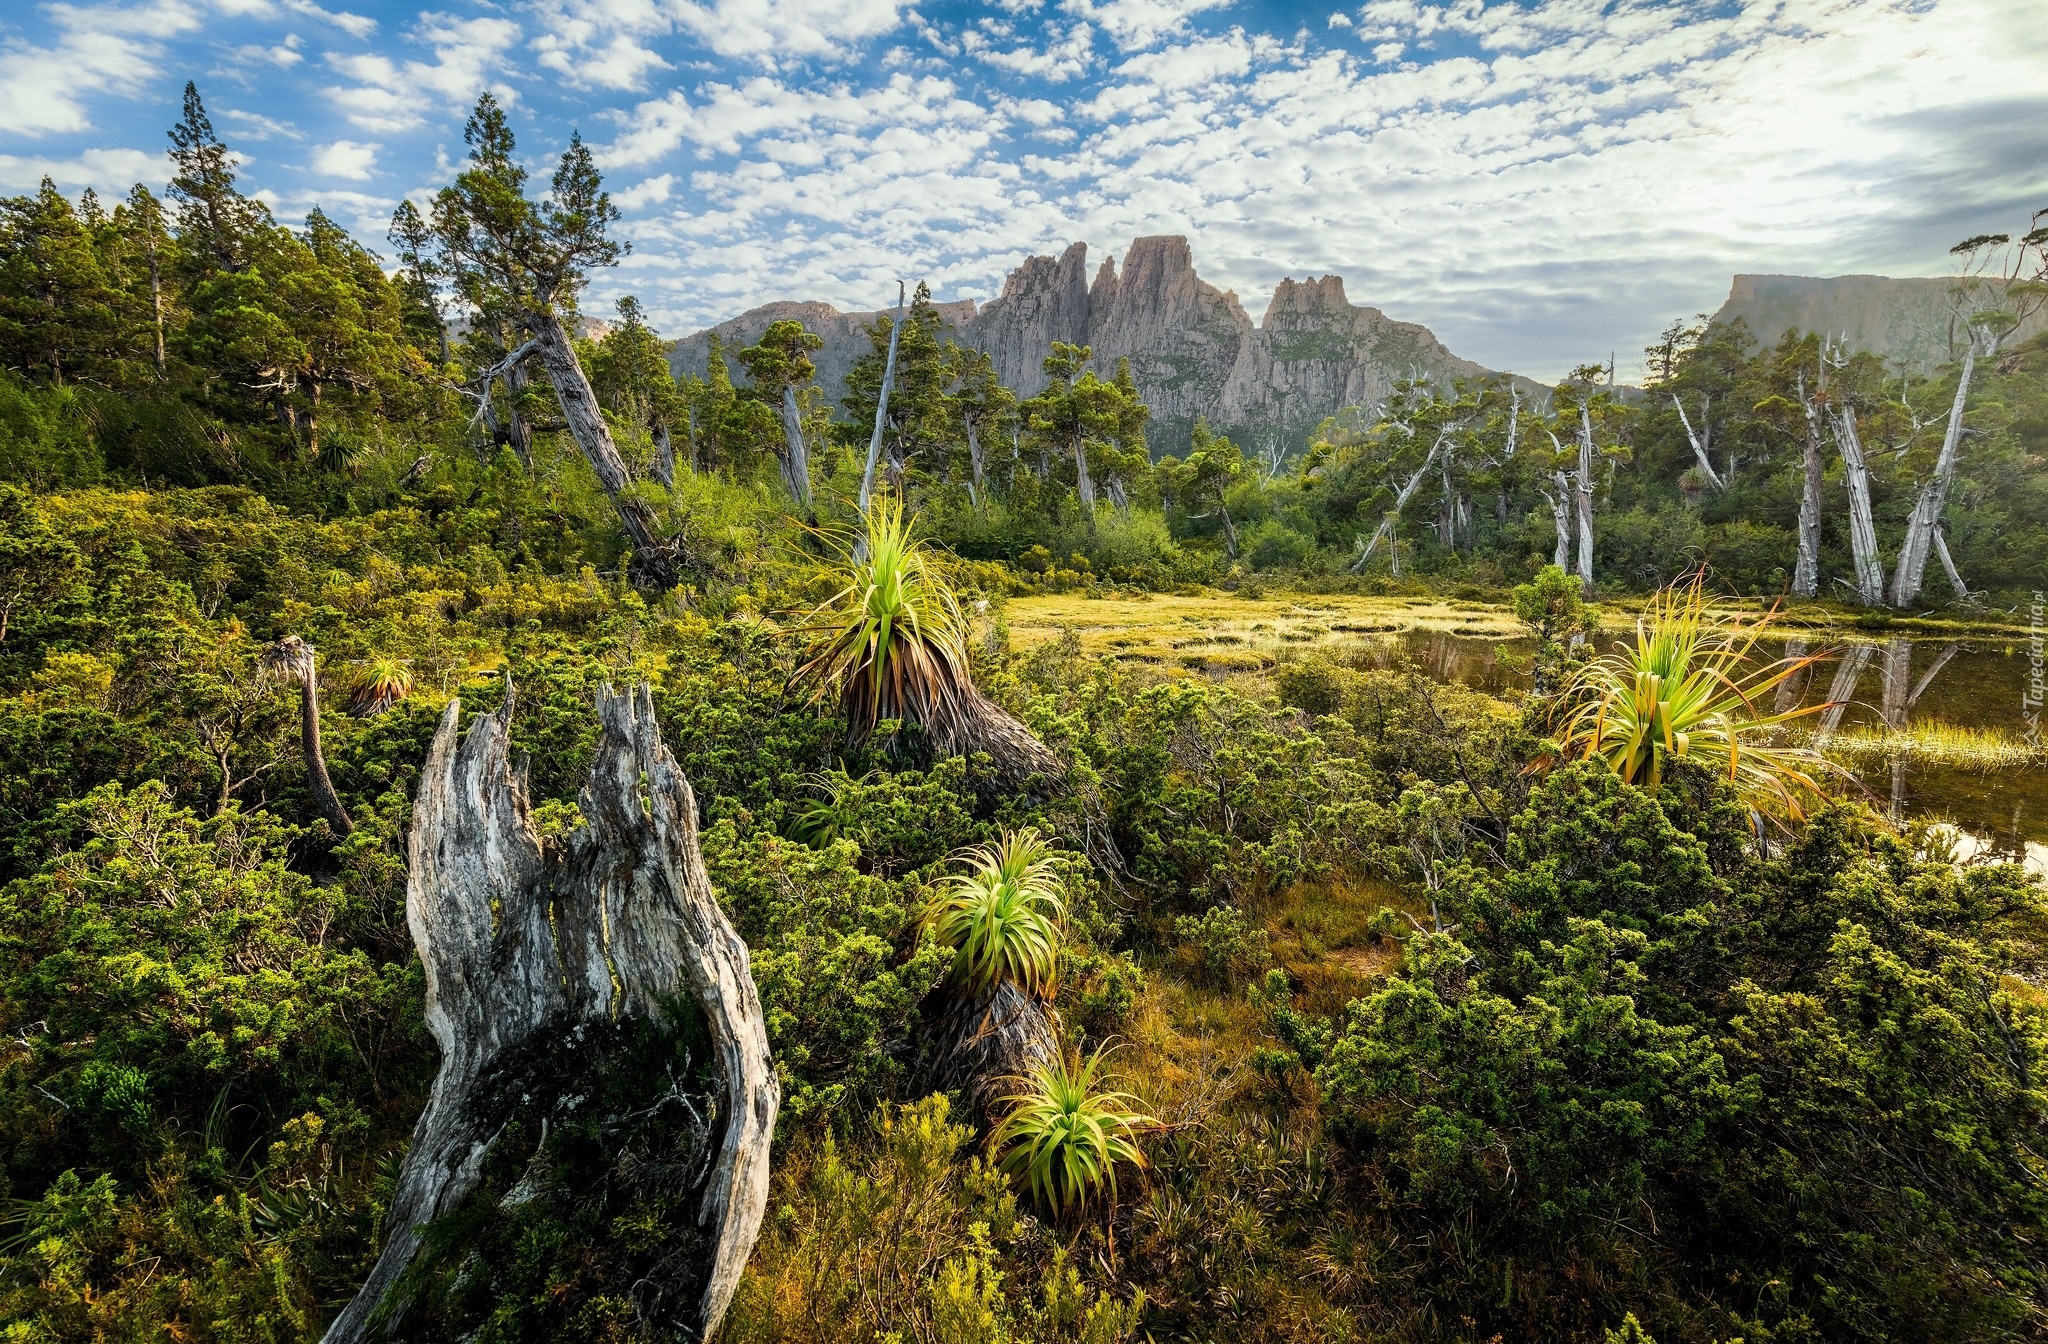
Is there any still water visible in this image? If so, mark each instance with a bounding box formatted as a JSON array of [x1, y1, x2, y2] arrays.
[[1364, 629, 2044, 859]]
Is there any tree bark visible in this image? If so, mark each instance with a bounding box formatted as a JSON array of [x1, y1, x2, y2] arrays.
[[320, 684, 777, 1344], [965, 419, 985, 509], [1889, 344, 1978, 607], [1774, 636, 1811, 714], [652, 422, 676, 489], [1827, 403, 1887, 606], [1073, 431, 1097, 530], [502, 355, 536, 471], [1933, 527, 1972, 602], [1546, 471, 1573, 573], [927, 980, 1058, 1121], [530, 312, 672, 587], [1794, 371, 1824, 598], [1819, 642, 1875, 735], [778, 384, 812, 512]]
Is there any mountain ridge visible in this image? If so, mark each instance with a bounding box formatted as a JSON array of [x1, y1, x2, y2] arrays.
[[669, 236, 1494, 455]]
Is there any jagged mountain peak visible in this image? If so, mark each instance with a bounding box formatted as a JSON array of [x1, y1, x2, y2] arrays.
[[671, 235, 1493, 455]]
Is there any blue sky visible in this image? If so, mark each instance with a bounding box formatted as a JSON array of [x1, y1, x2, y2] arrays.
[[2, 0, 2043, 380]]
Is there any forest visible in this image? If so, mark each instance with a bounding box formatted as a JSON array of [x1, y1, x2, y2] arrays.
[[2, 85, 2048, 1344]]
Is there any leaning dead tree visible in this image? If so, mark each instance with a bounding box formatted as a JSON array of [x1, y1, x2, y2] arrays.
[[320, 684, 778, 1344], [1350, 428, 1449, 573]]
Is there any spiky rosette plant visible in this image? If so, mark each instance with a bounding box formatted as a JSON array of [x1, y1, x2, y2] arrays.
[[346, 657, 414, 717], [991, 1046, 1153, 1215], [1556, 576, 1836, 818], [922, 828, 1067, 1117], [797, 497, 1061, 786], [925, 828, 1067, 999]]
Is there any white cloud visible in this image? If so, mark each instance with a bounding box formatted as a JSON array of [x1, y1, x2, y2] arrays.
[[0, 145, 167, 194], [311, 138, 380, 178], [1328, 11, 1352, 28], [977, 20, 1095, 80], [613, 172, 674, 208], [324, 13, 520, 131], [257, 184, 396, 234], [534, 31, 669, 89], [1061, 0, 1232, 52], [0, 0, 202, 136], [221, 106, 301, 139], [222, 31, 303, 70], [666, 0, 905, 63]]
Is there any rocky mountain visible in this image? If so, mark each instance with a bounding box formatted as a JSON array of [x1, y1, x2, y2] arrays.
[[1711, 273, 2048, 371], [670, 236, 1494, 455]]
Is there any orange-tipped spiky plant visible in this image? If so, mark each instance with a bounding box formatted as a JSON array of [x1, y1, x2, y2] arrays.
[[797, 497, 1060, 786], [1556, 575, 1836, 818]]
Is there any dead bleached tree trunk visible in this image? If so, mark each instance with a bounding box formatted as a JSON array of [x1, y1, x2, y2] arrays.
[[1933, 528, 1974, 602], [529, 313, 675, 588], [857, 283, 907, 524], [1673, 394, 1726, 491], [1794, 370, 1826, 598], [652, 422, 677, 489], [779, 384, 813, 513], [320, 684, 777, 1344], [1574, 404, 1597, 594], [1543, 469, 1573, 572], [1774, 636, 1811, 714], [1889, 341, 1980, 607], [1826, 402, 1888, 606], [1350, 431, 1445, 573], [1818, 642, 1876, 736]]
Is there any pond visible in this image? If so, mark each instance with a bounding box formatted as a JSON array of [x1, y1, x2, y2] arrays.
[[1002, 594, 2044, 862]]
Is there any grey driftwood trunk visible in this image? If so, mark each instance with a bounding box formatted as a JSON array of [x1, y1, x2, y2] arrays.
[[320, 683, 778, 1344]]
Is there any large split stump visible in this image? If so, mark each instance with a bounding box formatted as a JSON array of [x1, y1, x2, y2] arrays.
[[321, 683, 778, 1343]]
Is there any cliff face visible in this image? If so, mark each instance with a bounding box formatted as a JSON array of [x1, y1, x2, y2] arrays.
[[1712, 274, 2048, 371], [670, 236, 1493, 454]]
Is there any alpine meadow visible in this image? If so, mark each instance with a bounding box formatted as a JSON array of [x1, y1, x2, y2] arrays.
[[4, 2, 2048, 1342]]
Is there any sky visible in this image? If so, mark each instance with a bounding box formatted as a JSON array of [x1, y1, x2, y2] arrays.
[[2, 0, 2044, 382]]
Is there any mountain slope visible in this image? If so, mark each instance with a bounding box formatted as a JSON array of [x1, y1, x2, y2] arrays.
[[670, 236, 1494, 455]]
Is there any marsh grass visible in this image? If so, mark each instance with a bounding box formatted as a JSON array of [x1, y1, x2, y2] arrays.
[[1814, 721, 2043, 772], [1004, 592, 1531, 670]]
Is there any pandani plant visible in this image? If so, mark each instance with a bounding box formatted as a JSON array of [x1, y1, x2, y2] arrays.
[[922, 828, 1066, 1117], [991, 1045, 1153, 1215], [259, 635, 353, 837], [797, 496, 1062, 786], [346, 657, 415, 717], [1556, 575, 1836, 818]]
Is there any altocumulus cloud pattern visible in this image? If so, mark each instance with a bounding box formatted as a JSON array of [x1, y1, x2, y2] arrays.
[[2, 0, 2043, 377]]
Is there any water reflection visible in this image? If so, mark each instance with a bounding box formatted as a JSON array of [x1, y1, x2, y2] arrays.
[[1354, 627, 2045, 852]]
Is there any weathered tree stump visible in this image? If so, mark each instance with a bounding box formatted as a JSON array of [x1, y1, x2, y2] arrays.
[[321, 683, 778, 1343]]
